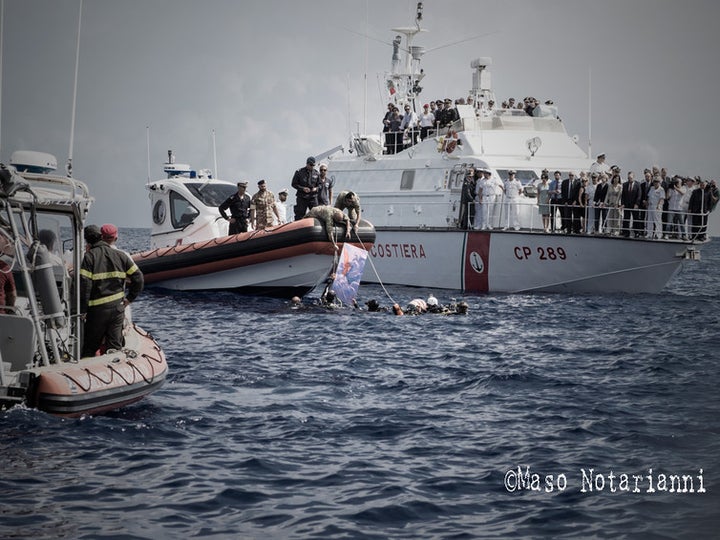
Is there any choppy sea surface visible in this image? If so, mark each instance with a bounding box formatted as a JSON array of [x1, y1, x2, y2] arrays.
[[2, 228, 719, 539]]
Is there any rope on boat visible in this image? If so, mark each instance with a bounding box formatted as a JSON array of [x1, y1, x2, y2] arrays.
[[353, 233, 397, 307]]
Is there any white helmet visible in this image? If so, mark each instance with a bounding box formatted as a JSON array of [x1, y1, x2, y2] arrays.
[[427, 294, 438, 306]]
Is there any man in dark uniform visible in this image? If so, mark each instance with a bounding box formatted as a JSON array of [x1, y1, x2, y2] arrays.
[[219, 181, 251, 234], [560, 172, 575, 233], [291, 156, 320, 220], [80, 225, 143, 357], [459, 168, 476, 229]]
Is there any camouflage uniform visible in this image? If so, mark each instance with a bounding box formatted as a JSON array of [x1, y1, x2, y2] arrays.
[[251, 189, 277, 229], [307, 205, 350, 245]]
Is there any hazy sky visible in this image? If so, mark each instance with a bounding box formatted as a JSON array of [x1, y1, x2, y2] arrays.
[[2, 0, 719, 227]]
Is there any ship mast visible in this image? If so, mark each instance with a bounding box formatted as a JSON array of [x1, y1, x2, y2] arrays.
[[387, 2, 426, 112]]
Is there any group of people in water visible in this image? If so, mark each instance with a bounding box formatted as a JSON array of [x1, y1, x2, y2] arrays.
[[290, 292, 469, 316]]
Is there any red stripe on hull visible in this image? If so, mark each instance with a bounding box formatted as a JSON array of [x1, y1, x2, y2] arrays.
[[464, 232, 490, 292]]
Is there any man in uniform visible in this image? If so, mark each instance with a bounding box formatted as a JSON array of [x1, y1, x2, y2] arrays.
[[274, 189, 290, 225], [291, 156, 320, 220], [307, 205, 352, 250], [80, 225, 143, 357], [219, 181, 251, 234], [250, 179, 280, 230], [333, 190, 362, 234]]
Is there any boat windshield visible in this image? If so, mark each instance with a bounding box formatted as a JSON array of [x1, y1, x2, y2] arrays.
[[186, 183, 238, 207]]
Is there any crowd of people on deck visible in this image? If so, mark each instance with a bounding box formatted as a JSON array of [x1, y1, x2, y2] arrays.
[[458, 154, 719, 241], [381, 95, 559, 155]]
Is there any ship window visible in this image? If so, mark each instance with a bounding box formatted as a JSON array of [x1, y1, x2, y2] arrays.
[[400, 170, 415, 190], [152, 200, 166, 225], [169, 191, 199, 229], [186, 183, 238, 207]]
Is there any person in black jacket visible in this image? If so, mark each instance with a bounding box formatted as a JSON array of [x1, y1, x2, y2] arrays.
[[291, 156, 320, 220], [219, 181, 251, 234], [80, 225, 143, 357], [621, 172, 641, 237], [593, 173, 609, 233]]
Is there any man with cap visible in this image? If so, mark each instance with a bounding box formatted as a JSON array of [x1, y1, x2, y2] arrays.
[[291, 156, 320, 220], [589, 153, 610, 176], [274, 189, 290, 225], [79, 224, 143, 357], [219, 181, 251, 234], [503, 170, 523, 230], [250, 179, 280, 230]]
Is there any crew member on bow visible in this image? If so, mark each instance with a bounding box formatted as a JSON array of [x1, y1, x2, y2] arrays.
[[291, 156, 320, 221]]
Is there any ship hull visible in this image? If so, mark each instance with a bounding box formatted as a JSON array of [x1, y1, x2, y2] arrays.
[[26, 325, 168, 418], [365, 228, 696, 294]]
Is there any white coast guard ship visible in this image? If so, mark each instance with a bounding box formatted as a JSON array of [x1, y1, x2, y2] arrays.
[[322, 3, 706, 294]]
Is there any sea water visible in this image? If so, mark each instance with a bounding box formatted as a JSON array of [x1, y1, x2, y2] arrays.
[[1, 229, 718, 539]]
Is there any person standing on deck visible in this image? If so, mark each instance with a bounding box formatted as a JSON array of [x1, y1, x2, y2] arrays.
[[291, 157, 320, 220]]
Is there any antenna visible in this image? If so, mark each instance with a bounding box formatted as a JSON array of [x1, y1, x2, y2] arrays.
[[212, 129, 218, 179], [146, 126, 151, 184], [0, 0, 4, 159], [67, 0, 83, 176], [587, 67, 592, 158]]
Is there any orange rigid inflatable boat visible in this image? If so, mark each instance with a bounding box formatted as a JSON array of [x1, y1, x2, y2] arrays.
[[134, 152, 375, 296], [28, 324, 168, 417], [1, 151, 168, 417]]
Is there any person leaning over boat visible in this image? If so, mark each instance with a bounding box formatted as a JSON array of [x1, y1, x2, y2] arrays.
[[219, 181, 251, 234], [307, 205, 351, 250], [334, 190, 361, 234], [250, 179, 280, 230], [79, 225, 143, 357], [291, 156, 320, 220]]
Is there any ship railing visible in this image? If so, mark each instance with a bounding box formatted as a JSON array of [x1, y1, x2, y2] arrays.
[[361, 199, 710, 241]]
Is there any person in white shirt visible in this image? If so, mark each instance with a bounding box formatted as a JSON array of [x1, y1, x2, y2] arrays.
[[589, 153, 611, 176], [418, 103, 435, 141], [666, 176, 685, 238], [679, 177, 696, 239], [504, 170, 523, 230], [399, 104, 419, 147], [646, 176, 666, 238], [274, 189, 290, 225]]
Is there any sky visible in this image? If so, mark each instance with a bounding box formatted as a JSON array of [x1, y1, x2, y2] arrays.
[[2, 0, 720, 228]]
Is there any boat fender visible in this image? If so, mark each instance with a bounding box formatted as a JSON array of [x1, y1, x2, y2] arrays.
[[27, 241, 66, 328]]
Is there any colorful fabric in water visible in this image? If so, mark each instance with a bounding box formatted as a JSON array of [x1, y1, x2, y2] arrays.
[[332, 244, 368, 305]]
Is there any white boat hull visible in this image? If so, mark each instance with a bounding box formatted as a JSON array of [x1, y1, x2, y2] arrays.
[[364, 229, 693, 294], [149, 253, 336, 293]]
